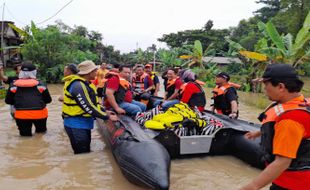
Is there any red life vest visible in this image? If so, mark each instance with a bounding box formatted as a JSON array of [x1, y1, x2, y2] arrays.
[[179, 81, 206, 108]]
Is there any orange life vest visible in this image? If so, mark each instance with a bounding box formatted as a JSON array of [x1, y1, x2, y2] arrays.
[[103, 72, 131, 104], [259, 97, 310, 171], [132, 73, 147, 91], [212, 83, 238, 115], [166, 77, 180, 100]]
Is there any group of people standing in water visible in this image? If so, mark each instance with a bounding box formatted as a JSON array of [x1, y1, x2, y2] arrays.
[[1, 59, 309, 189]]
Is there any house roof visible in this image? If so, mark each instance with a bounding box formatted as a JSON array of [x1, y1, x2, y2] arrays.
[[203, 57, 242, 64], [0, 21, 20, 39]]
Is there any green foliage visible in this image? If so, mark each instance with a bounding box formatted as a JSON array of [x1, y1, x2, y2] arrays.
[[192, 63, 219, 87], [21, 22, 99, 82], [230, 17, 263, 51], [14, 21, 122, 83], [298, 62, 310, 76], [158, 20, 229, 55], [121, 48, 153, 65], [157, 49, 182, 69], [271, 0, 310, 37], [255, 0, 281, 21], [180, 40, 215, 68], [256, 12, 310, 66]]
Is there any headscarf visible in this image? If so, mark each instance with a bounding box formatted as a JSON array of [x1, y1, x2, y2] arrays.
[[180, 69, 196, 82], [19, 70, 37, 79]]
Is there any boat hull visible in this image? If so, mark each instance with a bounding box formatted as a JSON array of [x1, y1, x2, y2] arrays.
[[97, 116, 170, 190]]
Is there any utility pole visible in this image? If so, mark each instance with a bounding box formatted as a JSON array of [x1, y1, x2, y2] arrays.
[[151, 44, 156, 72], [153, 49, 156, 72], [1, 3, 5, 67]]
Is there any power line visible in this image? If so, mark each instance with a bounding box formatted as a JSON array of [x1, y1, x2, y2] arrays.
[[5, 5, 28, 25], [36, 0, 74, 25]]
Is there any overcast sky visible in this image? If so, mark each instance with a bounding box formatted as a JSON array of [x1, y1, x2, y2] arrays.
[[2, 0, 262, 53]]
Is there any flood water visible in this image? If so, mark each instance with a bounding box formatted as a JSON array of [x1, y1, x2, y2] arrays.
[[0, 84, 268, 190]]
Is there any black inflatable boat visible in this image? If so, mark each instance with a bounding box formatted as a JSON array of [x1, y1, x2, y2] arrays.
[[97, 116, 171, 190], [155, 111, 265, 169]]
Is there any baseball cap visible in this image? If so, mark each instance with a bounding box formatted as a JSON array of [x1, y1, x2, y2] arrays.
[[21, 61, 36, 71], [145, 63, 152, 68], [257, 64, 299, 82], [216, 72, 230, 81]]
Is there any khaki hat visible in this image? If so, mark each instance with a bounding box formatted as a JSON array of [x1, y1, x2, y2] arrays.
[[77, 60, 98, 75]]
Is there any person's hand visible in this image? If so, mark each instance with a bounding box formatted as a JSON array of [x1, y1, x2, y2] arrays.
[[58, 95, 64, 102], [107, 111, 119, 121], [229, 112, 237, 119], [244, 131, 261, 140], [115, 107, 126, 115], [153, 92, 158, 96], [240, 182, 260, 190]]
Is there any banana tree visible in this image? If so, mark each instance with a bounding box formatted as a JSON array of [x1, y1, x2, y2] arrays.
[[179, 40, 214, 68], [225, 37, 269, 92], [157, 49, 182, 70], [255, 11, 310, 67]]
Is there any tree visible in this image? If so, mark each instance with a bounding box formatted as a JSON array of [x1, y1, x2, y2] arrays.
[[271, 0, 310, 36], [20, 22, 99, 82], [158, 20, 230, 55], [180, 40, 215, 68], [256, 11, 310, 67], [230, 17, 263, 51], [157, 49, 182, 69], [255, 0, 281, 22]]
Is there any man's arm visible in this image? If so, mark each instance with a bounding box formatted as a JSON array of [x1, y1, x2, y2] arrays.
[[154, 76, 160, 96], [0, 66, 8, 82], [70, 81, 109, 120], [106, 88, 125, 114], [226, 88, 238, 118], [241, 156, 291, 190], [143, 76, 154, 93], [42, 88, 52, 104], [166, 89, 179, 100], [230, 100, 238, 113]]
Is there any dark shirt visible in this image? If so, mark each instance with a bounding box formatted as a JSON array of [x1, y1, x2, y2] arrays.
[[225, 87, 238, 103], [4, 76, 18, 85]]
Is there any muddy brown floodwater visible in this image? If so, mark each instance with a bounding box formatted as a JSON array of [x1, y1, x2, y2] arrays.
[[0, 84, 268, 190]]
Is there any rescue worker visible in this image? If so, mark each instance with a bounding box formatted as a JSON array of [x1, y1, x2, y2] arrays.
[[104, 65, 146, 116], [211, 72, 239, 118], [156, 68, 183, 111], [93, 62, 109, 99], [5, 61, 52, 136], [58, 63, 79, 102], [62, 60, 117, 154], [132, 64, 154, 96], [145, 63, 160, 96], [179, 69, 206, 112], [242, 64, 310, 190]]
